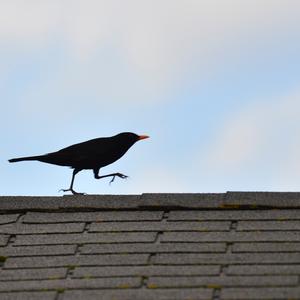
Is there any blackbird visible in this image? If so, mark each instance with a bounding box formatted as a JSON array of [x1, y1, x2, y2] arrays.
[[9, 132, 149, 195]]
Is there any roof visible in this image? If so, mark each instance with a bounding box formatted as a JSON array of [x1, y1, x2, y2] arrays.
[[1, 192, 300, 300]]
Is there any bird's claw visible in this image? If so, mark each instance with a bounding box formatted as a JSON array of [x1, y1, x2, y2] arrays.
[[109, 173, 129, 185], [59, 188, 85, 195]]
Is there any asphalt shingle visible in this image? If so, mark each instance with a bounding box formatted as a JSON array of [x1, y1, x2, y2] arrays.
[[226, 264, 300, 275], [225, 191, 300, 207], [0, 245, 77, 257], [0, 215, 20, 225], [232, 242, 300, 252], [23, 211, 164, 223], [140, 193, 224, 208], [221, 287, 300, 299], [80, 242, 226, 254], [161, 231, 300, 242], [0, 268, 68, 281], [63, 288, 213, 300], [14, 232, 157, 245], [71, 265, 221, 278], [0, 235, 9, 246], [4, 254, 149, 268], [152, 253, 300, 264], [169, 209, 300, 220], [89, 220, 231, 232], [0, 223, 85, 234], [147, 275, 298, 288], [1, 192, 300, 300], [0, 291, 57, 300], [0, 277, 142, 292], [237, 220, 300, 231]]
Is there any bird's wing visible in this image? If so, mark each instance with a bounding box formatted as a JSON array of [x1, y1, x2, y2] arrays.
[[41, 150, 90, 166], [43, 137, 115, 166], [57, 137, 113, 157]]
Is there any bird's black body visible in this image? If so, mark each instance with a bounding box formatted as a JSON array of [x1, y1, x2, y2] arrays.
[[14, 133, 140, 169], [9, 132, 149, 194]]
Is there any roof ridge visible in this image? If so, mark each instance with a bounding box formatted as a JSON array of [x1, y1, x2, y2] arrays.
[[0, 192, 300, 212]]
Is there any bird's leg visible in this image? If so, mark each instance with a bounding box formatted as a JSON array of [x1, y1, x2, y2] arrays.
[[93, 168, 128, 184], [59, 169, 84, 195]]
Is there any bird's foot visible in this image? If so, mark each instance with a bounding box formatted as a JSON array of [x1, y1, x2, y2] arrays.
[[109, 173, 129, 185], [59, 188, 85, 195]]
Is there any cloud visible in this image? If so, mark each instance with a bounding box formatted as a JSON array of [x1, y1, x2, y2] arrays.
[[1, 0, 300, 119], [1, 0, 300, 76], [201, 88, 300, 175]]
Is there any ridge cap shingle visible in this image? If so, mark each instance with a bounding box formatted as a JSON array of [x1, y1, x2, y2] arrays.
[[0, 191, 300, 212]]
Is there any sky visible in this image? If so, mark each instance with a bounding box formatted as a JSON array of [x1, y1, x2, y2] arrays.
[[1, 0, 300, 195]]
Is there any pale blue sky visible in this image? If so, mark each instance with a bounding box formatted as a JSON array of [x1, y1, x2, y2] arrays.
[[1, 0, 300, 195]]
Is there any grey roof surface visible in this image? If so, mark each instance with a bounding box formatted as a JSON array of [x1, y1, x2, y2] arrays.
[[0, 192, 300, 299]]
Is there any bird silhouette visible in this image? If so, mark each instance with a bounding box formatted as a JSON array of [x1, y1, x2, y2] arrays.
[[9, 132, 149, 195]]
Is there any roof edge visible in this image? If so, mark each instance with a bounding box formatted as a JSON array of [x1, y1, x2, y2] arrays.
[[0, 192, 300, 212]]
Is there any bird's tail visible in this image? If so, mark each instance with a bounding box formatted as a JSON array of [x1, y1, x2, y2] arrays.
[[8, 155, 43, 163]]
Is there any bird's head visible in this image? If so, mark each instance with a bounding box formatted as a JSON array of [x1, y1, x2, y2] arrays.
[[115, 132, 149, 147]]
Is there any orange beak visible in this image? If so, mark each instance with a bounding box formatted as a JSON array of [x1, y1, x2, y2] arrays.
[[138, 135, 150, 140]]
